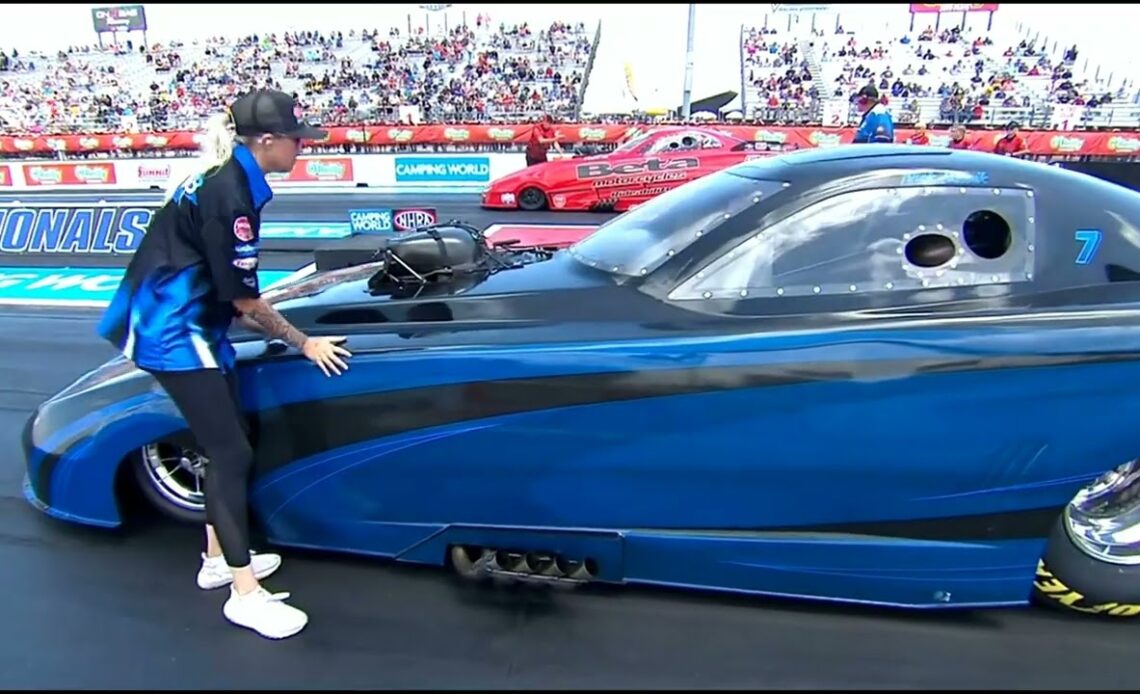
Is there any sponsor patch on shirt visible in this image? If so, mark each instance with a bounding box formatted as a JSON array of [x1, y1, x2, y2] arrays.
[[233, 216, 254, 242], [232, 256, 258, 271], [234, 243, 258, 258]]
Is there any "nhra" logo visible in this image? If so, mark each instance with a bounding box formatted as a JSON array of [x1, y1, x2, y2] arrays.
[[393, 208, 438, 231], [575, 158, 700, 180]]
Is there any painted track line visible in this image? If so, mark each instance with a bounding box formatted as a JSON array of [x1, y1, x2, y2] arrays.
[[0, 298, 110, 308], [0, 267, 300, 309]]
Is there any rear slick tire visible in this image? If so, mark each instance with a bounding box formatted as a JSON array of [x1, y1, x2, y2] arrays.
[[1034, 519, 1140, 617]]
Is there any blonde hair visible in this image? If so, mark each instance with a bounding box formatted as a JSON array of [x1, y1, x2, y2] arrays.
[[164, 110, 251, 201]]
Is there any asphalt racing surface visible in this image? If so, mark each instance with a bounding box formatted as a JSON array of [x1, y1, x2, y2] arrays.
[[4, 308, 1140, 689], [0, 189, 613, 269]]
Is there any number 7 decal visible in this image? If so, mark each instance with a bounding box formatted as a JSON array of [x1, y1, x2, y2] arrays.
[[1075, 229, 1102, 265]]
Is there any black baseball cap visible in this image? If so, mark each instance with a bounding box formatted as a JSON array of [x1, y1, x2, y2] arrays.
[[857, 85, 879, 99], [229, 89, 327, 140]]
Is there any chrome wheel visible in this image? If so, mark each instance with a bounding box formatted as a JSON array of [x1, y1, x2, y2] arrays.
[[139, 443, 207, 513], [1064, 459, 1140, 566]]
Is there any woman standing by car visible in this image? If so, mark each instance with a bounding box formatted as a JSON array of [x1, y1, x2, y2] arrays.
[[97, 88, 352, 640]]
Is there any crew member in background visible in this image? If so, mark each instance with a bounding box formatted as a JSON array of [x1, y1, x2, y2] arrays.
[[526, 113, 562, 166], [852, 85, 894, 143], [906, 122, 930, 145], [993, 121, 1030, 157], [947, 124, 973, 149]]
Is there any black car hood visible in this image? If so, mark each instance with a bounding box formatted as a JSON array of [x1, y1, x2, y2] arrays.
[[263, 250, 651, 330]]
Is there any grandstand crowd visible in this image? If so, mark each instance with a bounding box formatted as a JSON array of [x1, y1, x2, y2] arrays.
[[741, 27, 821, 126], [0, 17, 593, 137], [810, 23, 1134, 131], [0, 8, 1137, 160]]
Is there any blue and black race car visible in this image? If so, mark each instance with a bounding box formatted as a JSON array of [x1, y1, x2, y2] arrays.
[[24, 144, 1140, 618]]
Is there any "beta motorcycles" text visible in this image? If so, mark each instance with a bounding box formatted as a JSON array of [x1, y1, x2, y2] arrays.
[[575, 157, 700, 180]]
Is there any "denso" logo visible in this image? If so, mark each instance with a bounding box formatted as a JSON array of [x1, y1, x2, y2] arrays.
[[576, 158, 700, 180]]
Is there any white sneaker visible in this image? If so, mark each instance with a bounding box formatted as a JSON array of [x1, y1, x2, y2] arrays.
[[222, 585, 309, 639], [197, 550, 283, 590]]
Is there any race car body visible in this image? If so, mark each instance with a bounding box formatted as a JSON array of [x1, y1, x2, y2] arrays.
[[26, 145, 1140, 617], [481, 125, 778, 212]]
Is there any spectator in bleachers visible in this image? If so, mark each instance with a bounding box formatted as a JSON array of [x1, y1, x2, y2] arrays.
[[816, 18, 1140, 133], [743, 28, 817, 124], [852, 85, 894, 143], [0, 18, 594, 136]]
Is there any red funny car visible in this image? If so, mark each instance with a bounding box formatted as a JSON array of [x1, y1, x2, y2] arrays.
[[481, 126, 781, 213]]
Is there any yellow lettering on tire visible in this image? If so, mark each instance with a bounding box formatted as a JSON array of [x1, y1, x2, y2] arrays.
[[1035, 560, 1140, 616], [1064, 600, 1140, 616], [1035, 580, 1140, 616], [1108, 604, 1140, 617], [1053, 590, 1088, 607], [1041, 592, 1140, 616], [1034, 577, 1070, 593]]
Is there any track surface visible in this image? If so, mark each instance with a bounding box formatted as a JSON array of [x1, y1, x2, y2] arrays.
[[0, 188, 608, 224], [0, 190, 612, 270], [4, 307, 1140, 689]]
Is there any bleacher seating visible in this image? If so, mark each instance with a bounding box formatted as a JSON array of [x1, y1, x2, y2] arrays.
[[3, 10, 1140, 138], [0, 17, 595, 135], [739, 26, 820, 125], [740, 20, 1140, 130]]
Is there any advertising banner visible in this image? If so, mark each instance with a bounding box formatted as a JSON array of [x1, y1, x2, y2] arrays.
[[348, 209, 395, 235], [266, 156, 355, 184], [23, 162, 117, 187], [8, 124, 1140, 157], [346, 207, 440, 233], [394, 156, 491, 183], [135, 161, 173, 185], [0, 205, 151, 254], [90, 5, 147, 32], [392, 208, 438, 231], [0, 203, 358, 254], [349, 208, 437, 233]]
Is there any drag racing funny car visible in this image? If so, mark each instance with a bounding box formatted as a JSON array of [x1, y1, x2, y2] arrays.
[[481, 125, 782, 212], [24, 144, 1140, 618]]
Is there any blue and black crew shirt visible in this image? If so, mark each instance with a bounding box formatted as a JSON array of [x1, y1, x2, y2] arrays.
[[854, 103, 895, 144], [97, 144, 273, 373]]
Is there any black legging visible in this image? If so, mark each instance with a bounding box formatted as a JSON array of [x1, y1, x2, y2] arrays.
[[151, 368, 254, 568]]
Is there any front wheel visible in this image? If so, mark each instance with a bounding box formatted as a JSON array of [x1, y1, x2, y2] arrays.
[[131, 442, 209, 525], [1034, 459, 1140, 617], [517, 186, 548, 211]]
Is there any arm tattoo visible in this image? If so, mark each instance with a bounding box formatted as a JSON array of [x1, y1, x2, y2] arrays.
[[243, 300, 308, 350], [238, 314, 261, 333]]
